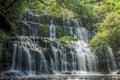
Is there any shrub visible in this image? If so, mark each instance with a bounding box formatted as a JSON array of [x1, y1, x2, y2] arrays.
[[89, 31, 109, 53], [60, 36, 77, 41]]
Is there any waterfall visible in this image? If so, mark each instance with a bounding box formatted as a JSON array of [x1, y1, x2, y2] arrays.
[[8, 37, 98, 76], [20, 10, 89, 40], [73, 20, 88, 42], [106, 46, 117, 73], [50, 20, 56, 39], [73, 41, 98, 73], [2, 10, 118, 80], [62, 18, 89, 42], [11, 44, 17, 71]]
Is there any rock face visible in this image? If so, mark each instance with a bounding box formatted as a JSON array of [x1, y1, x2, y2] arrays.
[[2, 37, 118, 76], [0, 71, 23, 79], [19, 10, 39, 36], [20, 21, 39, 36], [1, 38, 14, 71]]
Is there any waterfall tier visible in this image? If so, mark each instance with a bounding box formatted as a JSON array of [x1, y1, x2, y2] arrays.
[[4, 36, 98, 76], [19, 10, 90, 42]]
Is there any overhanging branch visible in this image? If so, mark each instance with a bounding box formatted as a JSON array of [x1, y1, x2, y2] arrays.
[[5, 0, 18, 10]]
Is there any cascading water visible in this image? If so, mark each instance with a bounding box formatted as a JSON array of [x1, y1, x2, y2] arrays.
[[73, 19, 88, 42], [106, 46, 117, 73], [50, 20, 56, 39], [11, 44, 17, 71], [62, 18, 89, 42], [2, 10, 118, 80], [9, 37, 98, 76]]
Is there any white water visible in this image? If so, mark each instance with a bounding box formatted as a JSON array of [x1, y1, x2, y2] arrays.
[[23, 47, 32, 75], [62, 18, 89, 42], [73, 41, 98, 72], [10, 37, 98, 76], [106, 46, 117, 73], [10, 18, 117, 77], [73, 20, 88, 42], [50, 20, 56, 39], [11, 44, 17, 70], [8, 37, 118, 80]]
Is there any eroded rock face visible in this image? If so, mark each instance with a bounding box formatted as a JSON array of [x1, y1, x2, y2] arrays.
[[19, 10, 39, 36], [20, 21, 39, 36]]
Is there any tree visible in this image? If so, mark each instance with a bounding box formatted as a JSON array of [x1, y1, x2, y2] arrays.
[[90, 12, 120, 54]]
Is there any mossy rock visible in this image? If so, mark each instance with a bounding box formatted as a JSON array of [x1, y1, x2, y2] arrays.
[[60, 36, 77, 41]]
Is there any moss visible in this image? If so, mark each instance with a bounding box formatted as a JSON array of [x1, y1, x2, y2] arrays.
[[43, 24, 49, 37], [56, 25, 64, 38], [38, 24, 65, 38], [60, 36, 77, 41]]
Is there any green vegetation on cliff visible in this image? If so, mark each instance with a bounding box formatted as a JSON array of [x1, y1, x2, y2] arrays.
[[90, 0, 120, 63], [60, 36, 77, 41]]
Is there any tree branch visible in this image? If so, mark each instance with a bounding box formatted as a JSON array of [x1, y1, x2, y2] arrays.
[[5, 0, 18, 10]]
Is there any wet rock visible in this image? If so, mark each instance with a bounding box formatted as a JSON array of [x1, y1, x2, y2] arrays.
[[0, 71, 21, 79], [117, 70, 120, 74]]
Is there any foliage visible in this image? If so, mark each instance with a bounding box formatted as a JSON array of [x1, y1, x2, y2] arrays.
[[38, 24, 49, 37], [0, 31, 7, 42], [90, 12, 120, 56], [107, 28, 120, 51], [56, 25, 64, 38], [98, 12, 120, 31], [89, 31, 109, 52], [38, 24, 66, 38], [45, 1, 63, 17], [60, 36, 77, 41], [88, 1, 120, 66], [0, 30, 7, 62], [0, 0, 31, 34], [57, 0, 98, 29], [93, 0, 120, 21], [0, 0, 101, 35]]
